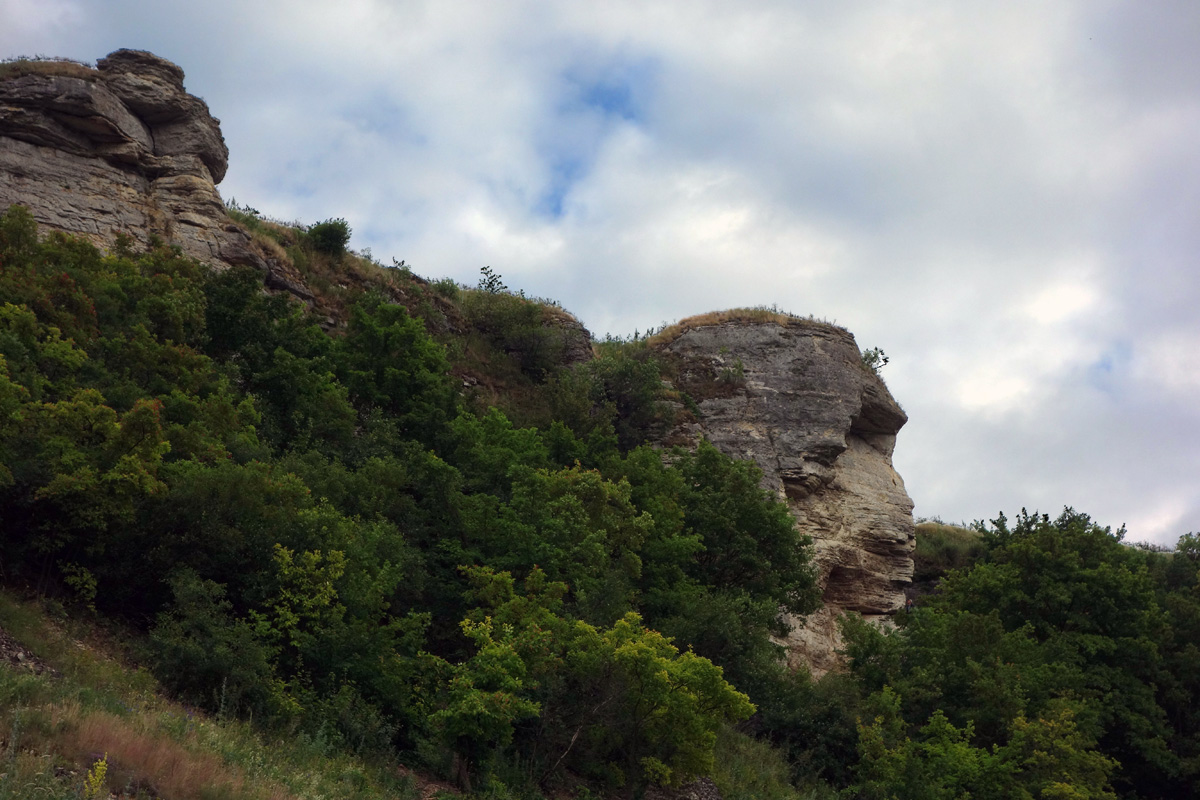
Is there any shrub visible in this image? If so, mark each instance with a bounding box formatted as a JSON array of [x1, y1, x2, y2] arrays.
[[307, 218, 352, 257], [432, 277, 460, 300], [860, 347, 888, 375], [148, 571, 275, 717], [461, 288, 568, 381]]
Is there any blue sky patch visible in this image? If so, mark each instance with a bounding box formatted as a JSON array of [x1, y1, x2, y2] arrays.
[[562, 56, 657, 123], [531, 57, 659, 219]]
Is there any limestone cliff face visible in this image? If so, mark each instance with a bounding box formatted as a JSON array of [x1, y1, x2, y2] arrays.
[[0, 50, 309, 299], [657, 319, 915, 676]]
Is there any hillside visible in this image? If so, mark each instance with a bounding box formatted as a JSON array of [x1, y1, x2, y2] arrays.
[[3, 49, 1200, 800], [0, 48, 919, 680], [0, 201, 828, 797]]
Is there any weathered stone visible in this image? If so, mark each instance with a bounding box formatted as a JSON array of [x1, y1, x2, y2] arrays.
[[0, 49, 298, 295], [0, 74, 153, 153], [545, 308, 595, 367], [97, 49, 185, 91], [0, 135, 152, 246], [657, 320, 915, 677]]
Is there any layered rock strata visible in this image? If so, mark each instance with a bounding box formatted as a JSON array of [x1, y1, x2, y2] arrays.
[[657, 320, 914, 676], [0, 50, 307, 298]]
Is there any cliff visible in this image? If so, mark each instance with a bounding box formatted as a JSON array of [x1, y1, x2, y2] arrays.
[[0, 50, 311, 300], [655, 315, 915, 676]]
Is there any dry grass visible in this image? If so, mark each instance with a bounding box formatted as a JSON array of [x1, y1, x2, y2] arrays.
[[0, 590, 419, 800], [646, 307, 844, 348], [0, 57, 98, 82], [249, 231, 290, 264], [914, 521, 986, 583], [540, 303, 587, 331], [55, 708, 292, 800]]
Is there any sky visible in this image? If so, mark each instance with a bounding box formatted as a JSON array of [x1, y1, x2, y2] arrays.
[[3, 0, 1198, 546]]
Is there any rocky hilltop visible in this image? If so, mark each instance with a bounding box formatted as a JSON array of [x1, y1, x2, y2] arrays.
[[0, 50, 310, 299], [0, 50, 913, 676], [656, 316, 915, 676]]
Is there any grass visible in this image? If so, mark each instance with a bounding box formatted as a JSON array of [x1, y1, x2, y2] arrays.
[[645, 307, 846, 348], [0, 57, 98, 82], [224, 201, 420, 321], [0, 591, 834, 800], [712, 727, 837, 800], [913, 521, 986, 583], [0, 591, 420, 800]]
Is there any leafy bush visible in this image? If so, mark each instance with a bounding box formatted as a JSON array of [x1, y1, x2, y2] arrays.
[[860, 347, 888, 374], [432, 277, 460, 299], [307, 218, 352, 257], [461, 287, 569, 381], [149, 571, 275, 717], [582, 344, 672, 450]]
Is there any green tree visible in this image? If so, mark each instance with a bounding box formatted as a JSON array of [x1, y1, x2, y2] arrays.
[[675, 440, 818, 618], [336, 294, 456, 447], [426, 567, 755, 792], [938, 510, 1175, 795]]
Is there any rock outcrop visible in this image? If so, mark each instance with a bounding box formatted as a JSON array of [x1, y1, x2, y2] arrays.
[[0, 51, 307, 297], [657, 318, 914, 676]]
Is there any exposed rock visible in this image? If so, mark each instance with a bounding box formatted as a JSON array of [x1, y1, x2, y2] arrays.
[[544, 307, 595, 367], [0, 624, 57, 677], [646, 777, 722, 800], [0, 50, 303, 299], [656, 320, 914, 677]]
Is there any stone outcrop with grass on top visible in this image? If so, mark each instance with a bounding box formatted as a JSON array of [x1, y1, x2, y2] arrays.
[[653, 310, 915, 677], [0, 49, 311, 299]]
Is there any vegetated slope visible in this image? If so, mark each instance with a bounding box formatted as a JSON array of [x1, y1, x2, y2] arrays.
[[7, 49, 1199, 800], [910, 520, 986, 596], [220, 201, 596, 426], [0, 205, 819, 798], [0, 588, 435, 800], [3, 205, 1200, 799]]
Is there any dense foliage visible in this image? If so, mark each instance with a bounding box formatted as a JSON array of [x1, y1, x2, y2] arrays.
[[841, 510, 1200, 799], [0, 206, 816, 795], [2, 204, 1197, 799]]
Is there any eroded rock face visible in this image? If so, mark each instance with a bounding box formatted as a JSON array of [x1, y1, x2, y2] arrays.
[[658, 320, 914, 676], [0, 50, 304, 295]]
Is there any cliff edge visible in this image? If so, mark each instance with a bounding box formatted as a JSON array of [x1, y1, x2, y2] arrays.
[[656, 316, 915, 676]]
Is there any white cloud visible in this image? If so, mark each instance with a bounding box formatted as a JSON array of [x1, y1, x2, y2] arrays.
[[4, 0, 1200, 545], [0, 0, 84, 46]]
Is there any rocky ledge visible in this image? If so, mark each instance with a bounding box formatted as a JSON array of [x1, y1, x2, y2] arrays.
[[0, 50, 307, 297], [657, 318, 915, 676]]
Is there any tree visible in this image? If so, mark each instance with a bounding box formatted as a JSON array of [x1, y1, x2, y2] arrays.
[[426, 567, 755, 792], [676, 440, 818, 618], [336, 294, 456, 447]]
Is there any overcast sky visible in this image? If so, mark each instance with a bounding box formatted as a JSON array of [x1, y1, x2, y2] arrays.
[[4, 0, 1198, 546]]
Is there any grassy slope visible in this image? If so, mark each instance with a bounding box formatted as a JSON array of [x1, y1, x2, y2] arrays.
[[0, 590, 427, 800], [224, 204, 589, 428], [912, 521, 986, 594]]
